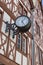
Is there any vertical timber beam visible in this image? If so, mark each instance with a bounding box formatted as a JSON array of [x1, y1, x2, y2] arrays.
[[0, 10, 3, 31]]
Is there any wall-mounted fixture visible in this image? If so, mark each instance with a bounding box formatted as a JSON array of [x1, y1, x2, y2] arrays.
[[5, 15, 31, 38]]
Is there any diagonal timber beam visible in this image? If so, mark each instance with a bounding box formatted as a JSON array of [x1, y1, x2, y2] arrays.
[[26, 32, 33, 39], [19, 0, 32, 15], [0, 54, 19, 65], [0, 1, 16, 21]]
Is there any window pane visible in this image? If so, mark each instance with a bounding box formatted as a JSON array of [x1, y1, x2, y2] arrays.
[[17, 33, 21, 49], [22, 37, 26, 54]]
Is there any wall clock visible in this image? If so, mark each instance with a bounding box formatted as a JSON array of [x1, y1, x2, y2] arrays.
[[15, 15, 31, 32]]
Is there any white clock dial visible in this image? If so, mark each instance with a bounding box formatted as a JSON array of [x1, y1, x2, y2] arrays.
[[15, 16, 29, 27], [15, 15, 31, 32]]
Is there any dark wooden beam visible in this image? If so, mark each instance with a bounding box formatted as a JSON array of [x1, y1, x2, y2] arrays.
[[19, 0, 32, 15], [0, 10, 3, 31], [26, 32, 33, 39], [0, 54, 19, 65], [29, 0, 34, 9]]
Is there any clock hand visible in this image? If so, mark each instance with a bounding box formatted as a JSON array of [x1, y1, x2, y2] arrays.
[[22, 18, 25, 25], [22, 20, 25, 25], [22, 18, 25, 21]]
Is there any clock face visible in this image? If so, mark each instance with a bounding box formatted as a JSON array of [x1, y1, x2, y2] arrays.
[[15, 15, 31, 32], [15, 15, 30, 27]]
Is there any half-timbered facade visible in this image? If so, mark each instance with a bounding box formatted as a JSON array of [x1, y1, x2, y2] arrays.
[[0, 0, 43, 65]]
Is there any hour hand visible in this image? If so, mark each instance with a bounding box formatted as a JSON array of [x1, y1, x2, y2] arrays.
[[22, 21, 25, 25], [21, 18, 25, 25]]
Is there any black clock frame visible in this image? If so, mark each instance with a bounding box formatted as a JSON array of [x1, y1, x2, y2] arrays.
[[15, 15, 31, 32]]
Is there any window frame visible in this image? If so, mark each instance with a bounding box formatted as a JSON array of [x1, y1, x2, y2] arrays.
[[16, 33, 27, 55]]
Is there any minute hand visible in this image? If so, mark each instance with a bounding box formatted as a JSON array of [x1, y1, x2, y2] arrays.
[[21, 18, 25, 25]]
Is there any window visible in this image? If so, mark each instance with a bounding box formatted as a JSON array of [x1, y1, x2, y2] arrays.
[[17, 33, 27, 54], [22, 37, 26, 54], [17, 33, 21, 49]]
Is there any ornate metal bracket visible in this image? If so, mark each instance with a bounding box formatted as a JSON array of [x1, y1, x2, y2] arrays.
[[5, 21, 19, 38]]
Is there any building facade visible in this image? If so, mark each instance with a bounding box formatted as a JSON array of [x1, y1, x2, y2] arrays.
[[0, 0, 43, 65]]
